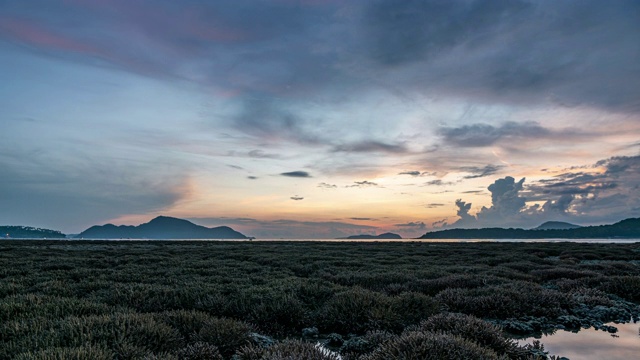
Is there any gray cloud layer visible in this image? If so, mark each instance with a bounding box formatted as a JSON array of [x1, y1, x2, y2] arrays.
[[445, 155, 640, 229]]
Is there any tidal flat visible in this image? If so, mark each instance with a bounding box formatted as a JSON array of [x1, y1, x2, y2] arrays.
[[1, 240, 639, 359]]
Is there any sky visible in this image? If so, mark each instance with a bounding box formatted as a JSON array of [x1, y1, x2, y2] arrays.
[[1, 0, 639, 238]]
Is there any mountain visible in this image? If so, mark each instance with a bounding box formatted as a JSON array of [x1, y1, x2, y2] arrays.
[[77, 216, 247, 239], [0, 226, 66, 239], [534, 221, 582, 230], [344, 232, 402, 240], [420, 218, 640, 239]]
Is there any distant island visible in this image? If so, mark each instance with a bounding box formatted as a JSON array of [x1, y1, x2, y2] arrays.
[[76, 216, 247, 239], [534, 221, 582, 230], [0, 226, 66, 239], [343, 232, 402, 240], [420, 218, 640, 239]]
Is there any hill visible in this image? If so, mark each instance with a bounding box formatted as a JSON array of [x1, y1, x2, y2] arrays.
[[77, 216, 247, 239], [0, 226, 66, 239], [534, 221, 582, 230], [344, 232, 402, 240], [420, 218, 640, 239]]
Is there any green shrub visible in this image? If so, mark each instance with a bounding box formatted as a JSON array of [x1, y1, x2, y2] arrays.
[[389, 292, 441, 328], [176, 342, 223, 360], [192, 316, 253, 357], [13, 344, 114, 360], [417, 313, 526, 358], [236, 339, 340, 360], [319, 287, 390, 334], [360, 331, 501, 360], [339, 331, 395, 360]]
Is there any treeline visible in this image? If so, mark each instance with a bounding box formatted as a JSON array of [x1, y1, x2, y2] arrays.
[[421, 218, 640, 239], [0, 226, 65, 239]]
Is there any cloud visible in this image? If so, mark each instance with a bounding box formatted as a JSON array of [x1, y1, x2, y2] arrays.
[[280, 171, 311, 178], [438, 122, 589, 148], [348, 180, 379, 188], [350, 217, 373, 221], [445, 155, 640, 228], [247, 176, 258, 180], [395, 221, 426, 230], [460, 165, 504, 179], [332, 141, 408, 154], [227, 150, 282, 159], [290, 195, 304, 201], [425, 203, 445, 208], [0, 146, 187, 233], [424, 179, 455, 186], [318, 182, 337, 189], [364, 0, 640, 112], [399, 170, 421, 176], [227, 164, 244, 170]]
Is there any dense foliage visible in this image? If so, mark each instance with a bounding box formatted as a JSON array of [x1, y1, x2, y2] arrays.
[[1, 240, 639, 359]]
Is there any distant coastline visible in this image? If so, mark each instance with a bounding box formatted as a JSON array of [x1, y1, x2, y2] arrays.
[[341, 232, 402, 240], [420, 218, 640, 239]]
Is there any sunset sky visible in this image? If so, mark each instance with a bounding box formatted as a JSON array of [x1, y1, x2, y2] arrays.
[[1, 0, 639, 238]]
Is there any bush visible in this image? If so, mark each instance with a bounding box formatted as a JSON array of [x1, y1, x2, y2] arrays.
[[417, 313, 526, 358], [360, 331, 501, 360], [236, 339, 340, 360], [13, 344, 114, 360], [176, 342, 223, 360], [192, 316, 253, 358], [319, 287, 392, 334]]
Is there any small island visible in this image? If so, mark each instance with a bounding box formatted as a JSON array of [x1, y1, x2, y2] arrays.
[[343, 232, 402, 240], [0, 226, 66, 239], [76, 216, 247, 239]]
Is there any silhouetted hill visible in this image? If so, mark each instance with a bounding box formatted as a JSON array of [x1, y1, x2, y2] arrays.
[[0, 226, 66, 239], [344, 232, 402, 239], [420, 218, 640, 239], [77, 216, 247, 239], [534, 221, 582, 230]]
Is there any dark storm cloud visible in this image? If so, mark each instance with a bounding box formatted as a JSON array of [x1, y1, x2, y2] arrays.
[[460, 165, 504, 179], [365, 0, 531, 66], [363, 0, 640, 112], [332, 141, 408, 154], [2, 0, 639, 117], [280, 171, 311, 178]]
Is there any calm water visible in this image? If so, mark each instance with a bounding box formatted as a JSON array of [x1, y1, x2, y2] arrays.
[[519, 322, 640, 360], [256, 238, 640, 243]]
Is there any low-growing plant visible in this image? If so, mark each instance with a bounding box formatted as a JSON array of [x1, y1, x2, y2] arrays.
[[192, 316, 253, 358], [236, 339, 340, 360], [360, 330, 502, 360]]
